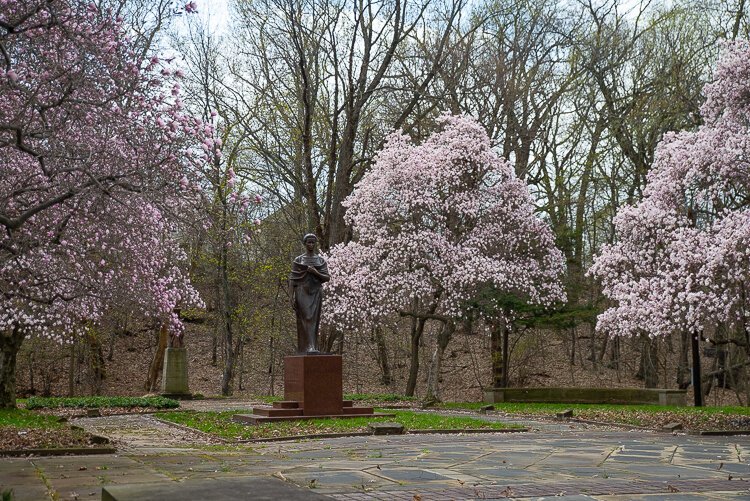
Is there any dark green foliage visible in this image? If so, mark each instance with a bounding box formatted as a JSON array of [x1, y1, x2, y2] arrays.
[[471, 288, 598, 329], [25, 396, 179, 410]]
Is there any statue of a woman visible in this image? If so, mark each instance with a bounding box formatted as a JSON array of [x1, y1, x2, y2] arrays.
[[289, 233, 330, 354]]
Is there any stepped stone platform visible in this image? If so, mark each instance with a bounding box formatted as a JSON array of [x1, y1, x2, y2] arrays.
[[235, 354, 388, 424], [234, 399, 394, 424]]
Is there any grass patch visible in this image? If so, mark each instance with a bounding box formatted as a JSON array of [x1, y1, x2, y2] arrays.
[[251, 395, 283, 404], [155, 409, 518, 441], [0, 408, 102, 450], [25, 396, 179, 410], [436, 402, 486, 411], [345, 393, 418, 402], [0, 408, 63, 429], [437, 402, 750, 430]]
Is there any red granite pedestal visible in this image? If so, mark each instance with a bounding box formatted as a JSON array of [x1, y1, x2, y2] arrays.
[[234, 354, 388, 424], [284, 354, 343, 415]]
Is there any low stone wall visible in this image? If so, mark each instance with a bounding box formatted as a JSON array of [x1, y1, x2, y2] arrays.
[[484, 387, 687, 406]]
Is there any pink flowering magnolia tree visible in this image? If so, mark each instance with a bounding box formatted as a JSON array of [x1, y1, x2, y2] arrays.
[[0, 1, 207, 407], [324, 115, 566, 400], [589, 41, 750, 397]]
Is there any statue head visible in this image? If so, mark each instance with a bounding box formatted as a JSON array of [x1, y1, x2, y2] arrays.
[[302, 233, 317, 244]]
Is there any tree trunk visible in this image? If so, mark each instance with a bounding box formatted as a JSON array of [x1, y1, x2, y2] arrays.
[[237, 337, 245, 391], [639, 335, 659, 388], [145, 323, 169, 392], [490, 324, 501, 388], [589, 327, 597, 368], [598, 331, 609, 364], [86, 328, 106, 395], [425, 321, 454, 403], [569, 327, 576, 366], [676, 330, 691, 389], [490, 322, 509, 388], [610, 336, 621, 370], [220, 308, 234, 396], [218, 243, 235, 396], [405, 316, 427, 397], [691, 329, 703, 406], [27, 349, 35, 396], [211, 325, 218, 366], [268, 335, 275, 396], [68, 342, 75, 397], [372, 326, 392, 386], [0, 327, 25, 408], [320, 325, 343, 355]]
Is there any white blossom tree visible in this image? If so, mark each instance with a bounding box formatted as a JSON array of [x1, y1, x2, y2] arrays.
[[590, 41, 750, 404], [324, 115, 566, 401]]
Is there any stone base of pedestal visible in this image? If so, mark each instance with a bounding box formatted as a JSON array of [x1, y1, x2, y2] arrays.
[[235, 354, 380, 423], [161, 347, 190, 397], [234, 399, 390, 424]]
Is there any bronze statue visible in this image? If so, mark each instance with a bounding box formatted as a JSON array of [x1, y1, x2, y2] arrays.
[[290, 233, 330, 354]]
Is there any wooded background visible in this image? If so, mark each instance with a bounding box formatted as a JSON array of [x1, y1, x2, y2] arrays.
[[14, 0, 750, 404]]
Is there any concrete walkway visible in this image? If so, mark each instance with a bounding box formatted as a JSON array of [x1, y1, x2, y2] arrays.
[[2, 401, 749, 500]]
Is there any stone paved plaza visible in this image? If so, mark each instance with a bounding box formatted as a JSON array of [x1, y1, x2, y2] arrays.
[[2, 404, 750, 500]]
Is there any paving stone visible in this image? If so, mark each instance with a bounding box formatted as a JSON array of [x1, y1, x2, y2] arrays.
[[461, 467, 545, 481], [535, 496, 597, 500], [607, 454, 663, 463], [712, 463, 750, 474], [282, 469, 389, 490], [0, 483, 50, 501], [5, 403, 750, 500], [102, 476, 330, 500], [370, 468, 451, 482]]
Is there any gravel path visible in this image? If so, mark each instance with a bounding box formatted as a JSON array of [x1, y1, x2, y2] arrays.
[[71, 414, 223, 453]]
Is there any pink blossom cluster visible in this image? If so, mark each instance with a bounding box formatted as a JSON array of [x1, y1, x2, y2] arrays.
[[0, 0, 206, 340], [323, 115, 566, 330], [590, 41, 750, 338]]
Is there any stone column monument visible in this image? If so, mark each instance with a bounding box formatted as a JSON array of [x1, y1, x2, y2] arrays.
[[161, 311, 191, 398]]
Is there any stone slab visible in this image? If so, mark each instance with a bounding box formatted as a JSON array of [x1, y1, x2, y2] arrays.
[[484, 387, 687, 406], [557, 409, 574, 419], [233, 412, 395, 425], [252, 406, 304, 417], [662, 422, 683, 432], [101, 476, 330, 500], [369, 422, 405, 435]]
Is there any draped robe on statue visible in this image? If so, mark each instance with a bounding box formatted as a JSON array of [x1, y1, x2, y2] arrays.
[[290, 254, 329, 353]]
